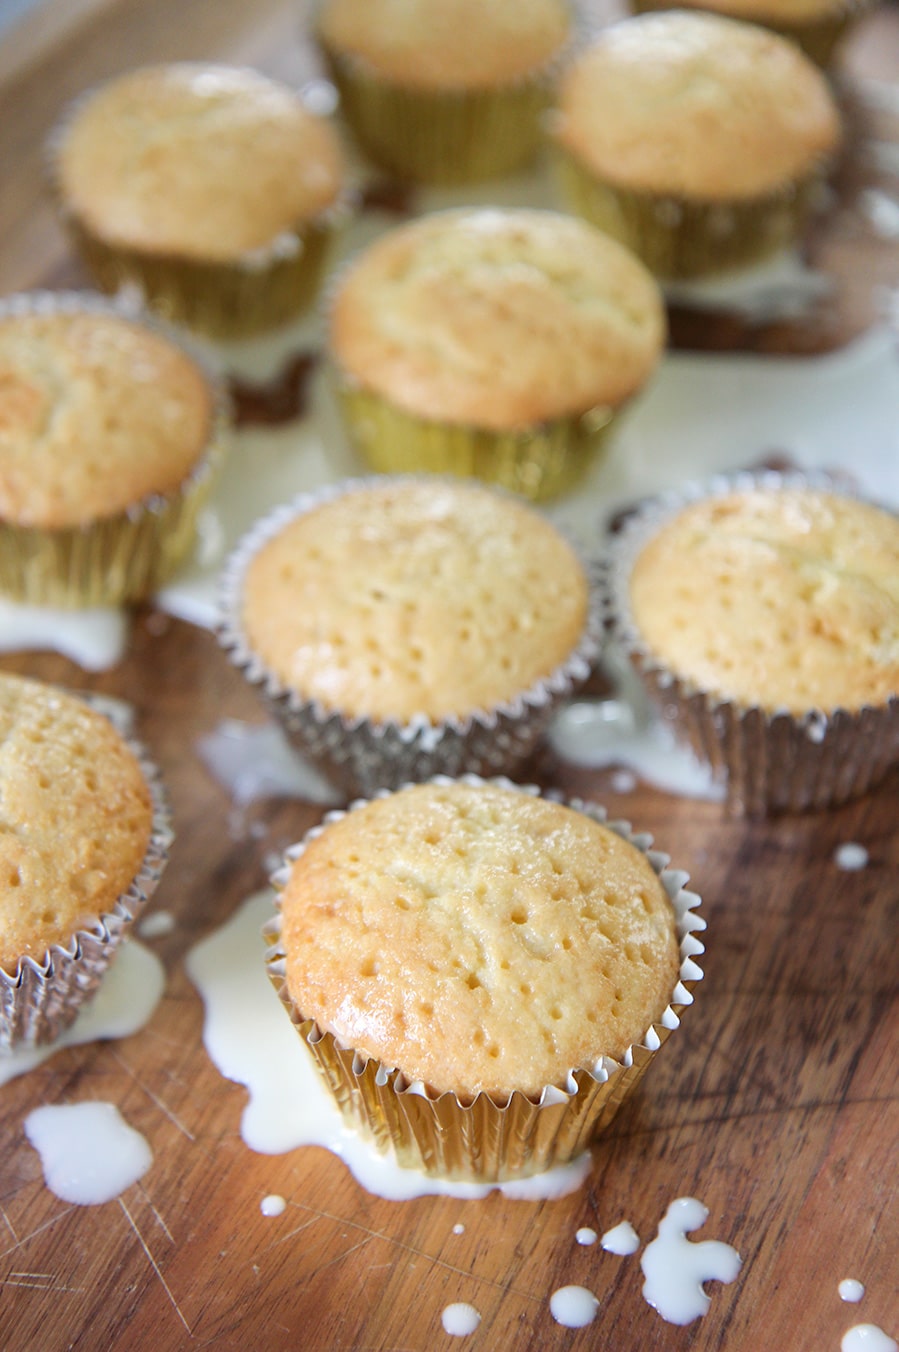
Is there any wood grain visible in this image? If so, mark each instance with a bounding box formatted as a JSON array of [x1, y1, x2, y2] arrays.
[[0, 3, 897, 1351]]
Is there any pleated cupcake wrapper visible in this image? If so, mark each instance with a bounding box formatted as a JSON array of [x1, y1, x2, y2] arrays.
[[553, 147, 830, 281], [46, 87, 350, 339], [264, 775, 705, 1182], [218, 475, 603, 798], [0, 697, 173, 1050], [603, 468, 899, 816], [0, 291, 230, 607], [627, 0, 866, 66], [316, 24, 572, 185]]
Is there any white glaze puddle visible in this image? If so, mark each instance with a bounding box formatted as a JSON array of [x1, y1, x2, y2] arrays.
[[548, 648, 724, 801], [260, 1193, 286, 1217], [842, 1327, 898, 1352], [840, 1280, 866, 1303], [549, 1285, 599, 1328], [664, 248, 832, 322], [441, 1303, 481, 1337], [0, 941, 165, 1087], [137, 910, 176, 939], [452, 1223, 465, 1235], [860, 188, 899, 240], [186, 892, 591, 1202], [0, 599, 128, 671], [24, 1101, 152, 1205], [640, 1197, 741, 1325], [834, 844, 870, 872], [601, 1220, 641, 1256], [197, 718, 341, 808], [575, 1226, 598, 1246]]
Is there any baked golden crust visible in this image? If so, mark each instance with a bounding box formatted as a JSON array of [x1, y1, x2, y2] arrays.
[[0, 675, 153, 969], [241, 479, 589, 722], [0, 309, 213, 530], [280, 781, 680, 1098], [629, 489, 899, 713], [665, 0, 848, 19], [329, 209, 665, 429], [555, 12, 841, 200], [317, 0, 570, 90], [56, 64, 344, 261]]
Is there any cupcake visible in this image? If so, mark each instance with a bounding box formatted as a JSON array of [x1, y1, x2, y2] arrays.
[[552, 12, 842, 279], [50, 63, 346, 337], [605, 472, 899, 814], [219, 477, 601, 795], [0, 292, 228, 608], [327, 208, 666, 501], [266, 778, 704, 1181], [0, 673, 171, 1049], [628, 0, 863, 67], [315, 0, 571, 183]]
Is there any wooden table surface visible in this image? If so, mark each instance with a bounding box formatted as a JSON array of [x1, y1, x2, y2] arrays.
[[0, 3, 897, 1350]]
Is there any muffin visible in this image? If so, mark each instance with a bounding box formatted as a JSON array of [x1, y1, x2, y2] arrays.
[[50, 63, 346, 337], [606, 472, 899, 814], [219, 477, 601, 795], [0, 673, 171, 1048], [315, 0, 571, 183], [327, 208, 666, 500], [552, 12, 842, 279], [0, 292, 228, 608], [266, 778, 704, 1181], [628, 0, 863, 67]]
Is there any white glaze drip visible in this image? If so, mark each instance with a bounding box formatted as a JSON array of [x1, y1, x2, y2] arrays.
[[441, 1303, 481, 1337], [0, 941, 165, 1086], [24, 1101, 152, 1205], [197, 718, 341, 808], [664, 248, 832, 323], [260, 1194, 286, 1217], [0, 599, 128, 671], [640, 1197, 741, 1325], [842, 1326, 898, 1352], [138, 910, 176, 939], [549, 1286, 599, 1328], [186, 893, 591, 1202], [601, 1220, 640, 1255], [834, 844, 870, 872], [840, 1280, 866, 1303], [452, 1223, 465, 1235], [576, 1227, 598, 1246]]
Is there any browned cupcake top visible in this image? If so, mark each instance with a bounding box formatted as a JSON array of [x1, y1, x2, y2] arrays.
[[240, 479, 589, 722], [317, 0, 570, 90], [629, 488, 899, 713], [554, 12, 841, 199], [0, 674, 153, 970], [329, 208, 665, 429], [55, 64, 344, 261], [279, 781, 680, 1098], [0, 307, 214, 529], [665, 0, 849, 21]]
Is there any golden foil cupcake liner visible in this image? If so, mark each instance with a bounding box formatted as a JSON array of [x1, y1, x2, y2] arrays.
[[627, 0, 864, 66], [333, 374, 616, 502], [218, 477, 603, 797], [603, 469, 899, 816], [553, 147, 829, 280], [316, 33, 568, 185], [0, 695, 173, 1050], [0, 291, 230, 608], [264, 775, 705, 1182], [46, 89, 349, 339]]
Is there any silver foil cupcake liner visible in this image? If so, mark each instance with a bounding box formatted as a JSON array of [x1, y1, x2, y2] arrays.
[[0, 290, 230, 607], [0, 694, 173, 1050], [603, 468, 899, 815], [264, 775, 705, 1182], [218, 477, 603, 798]]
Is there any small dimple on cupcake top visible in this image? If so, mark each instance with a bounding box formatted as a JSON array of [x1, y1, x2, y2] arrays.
[[279, 781, 680, 1098], [55, 64, 344, 261], [316, 0, 570, 91], [628, 489, 899, 713], [0, 674, 153, 970], [0, 309, 213, 529], [240, 480, 589, 723], [554, 12, 841, 200], [329, 208, 666, 429]]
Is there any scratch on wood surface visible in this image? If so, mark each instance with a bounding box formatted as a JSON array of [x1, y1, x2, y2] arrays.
[[111, 1051, 196, 1141], [0, 1205, 18, 1244], [135, 1183, 175, 1244], [119, 1198, 193, 1338], [610, 1093, 897, 1142], [0, 1206, 76, 1260], [1, 1273, 85, 1292]]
